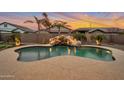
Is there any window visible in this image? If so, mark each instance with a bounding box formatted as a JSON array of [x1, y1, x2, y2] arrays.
[[4, 23, 7, 27]]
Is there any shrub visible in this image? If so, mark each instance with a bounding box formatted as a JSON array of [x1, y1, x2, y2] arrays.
[[72, 32, 86, 41], [96, 35, 105, 42], [91, 35, 105, 41]]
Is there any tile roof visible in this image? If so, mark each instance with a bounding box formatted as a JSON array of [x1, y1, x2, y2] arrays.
[[0, 22, 34, 33], [73, 27, 124, 33]]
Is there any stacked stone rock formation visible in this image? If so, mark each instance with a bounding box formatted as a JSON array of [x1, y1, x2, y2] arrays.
[[49, 35, 81, 46]]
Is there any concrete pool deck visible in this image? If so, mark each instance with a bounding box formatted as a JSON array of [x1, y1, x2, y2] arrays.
[[0, 44, 124, 80]]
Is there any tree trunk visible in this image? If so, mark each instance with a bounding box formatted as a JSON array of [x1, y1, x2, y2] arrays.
[[48, 27, 51, 32], [37, 22, 41, 31], [37, 23, 40, 43], [58, 27, 61, 35]]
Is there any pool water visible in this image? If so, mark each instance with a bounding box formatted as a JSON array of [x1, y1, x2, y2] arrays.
[[16, 46, 114, 62]]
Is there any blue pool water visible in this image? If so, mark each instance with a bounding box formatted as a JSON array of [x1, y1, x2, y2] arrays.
[[16, 46, 115, 62]]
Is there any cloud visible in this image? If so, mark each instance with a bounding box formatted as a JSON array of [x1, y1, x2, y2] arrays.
[[0, 12, 124, 29]]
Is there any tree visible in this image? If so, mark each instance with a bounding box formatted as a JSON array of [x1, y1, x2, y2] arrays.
[[92, 35, 106, 45], [24, 16, 42, 31], [52, 20, 70, 34], [24, 16, 41, 43], [24, 12, 52, 31], [41, 12, 52, 32], [24, 12, 52, 43], [72, 32, 86, 41]]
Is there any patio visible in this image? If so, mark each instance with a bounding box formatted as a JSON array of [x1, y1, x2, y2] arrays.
[[0, 44, 124, 80]]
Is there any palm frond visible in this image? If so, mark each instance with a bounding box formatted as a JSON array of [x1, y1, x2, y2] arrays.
[[24, 20, 34, 23], [34, 16, 39, 23], [42, 12, 48, 18]]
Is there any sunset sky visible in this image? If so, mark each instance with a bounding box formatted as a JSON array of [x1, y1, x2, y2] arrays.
[[0, 12, 124, 30]]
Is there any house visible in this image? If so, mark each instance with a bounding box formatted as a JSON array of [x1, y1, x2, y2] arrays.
[[72, 27, 124, 35], [72, 28, 90, 34], [72, 27, 124, 43], [88, 28, 123, 34], [0, 22, 34, 33], [45, 25, 72, 35]]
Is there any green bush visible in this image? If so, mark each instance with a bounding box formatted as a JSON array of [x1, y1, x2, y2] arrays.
[[92, 35, 106, 42], [119, 32, 124, 35], [10, 33, 21, 42], [0, 43, 13, 49], [72, 32, 86, 41]]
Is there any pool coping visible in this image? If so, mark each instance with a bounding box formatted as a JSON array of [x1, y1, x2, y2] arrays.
[[15, 44, 115, 62], [1, 44, 124, 63]]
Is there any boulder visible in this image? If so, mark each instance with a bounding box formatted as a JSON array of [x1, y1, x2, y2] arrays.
[[49, 35, 81, 46]]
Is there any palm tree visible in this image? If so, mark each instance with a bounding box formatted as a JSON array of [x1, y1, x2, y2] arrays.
[[93, 35, 106, 45], [24, 12, 52, 43], [24, 16, 42, 31], [52, 20, 70, 34], [41, 13, 52, 32], [24, 12, 52, 31], [24, 16, 42, 43]]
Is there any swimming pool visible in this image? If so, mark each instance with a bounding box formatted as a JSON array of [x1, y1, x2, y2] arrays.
[[16, 46, 115, 62]]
